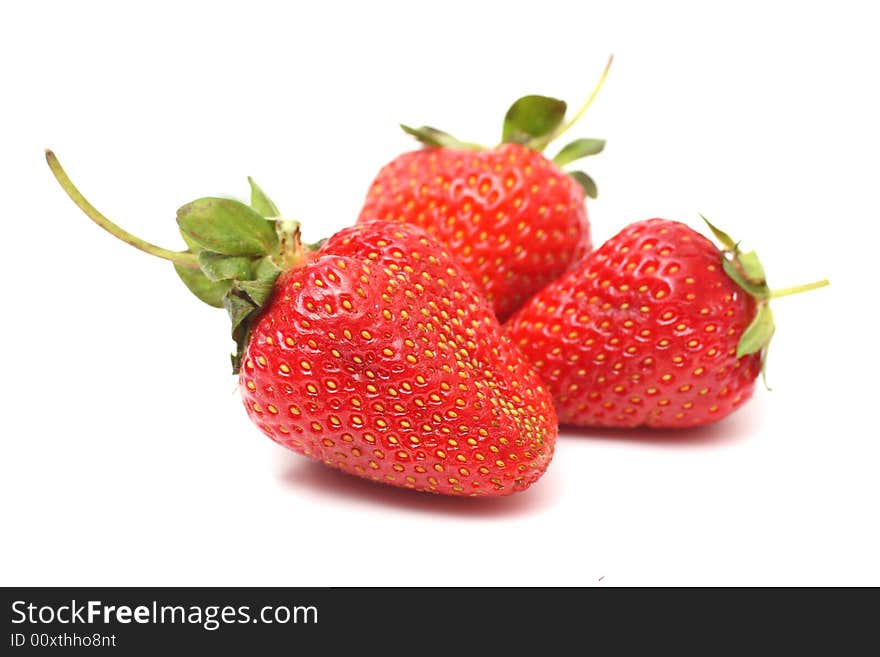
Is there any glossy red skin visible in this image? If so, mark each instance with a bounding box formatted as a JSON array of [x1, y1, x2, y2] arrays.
[[506, 219, 761, 428], [358, 143, 592, 322], [240, 221, 557, 496]]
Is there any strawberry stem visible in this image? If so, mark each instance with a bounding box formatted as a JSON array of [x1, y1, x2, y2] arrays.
[[542, 54, 614, 148], [770, 279, 830, 299], [272, 219, 305, 270], [45, 150, 200, 268]]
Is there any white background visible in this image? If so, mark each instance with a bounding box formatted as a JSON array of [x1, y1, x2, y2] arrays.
[[2, 1, 877, 586]]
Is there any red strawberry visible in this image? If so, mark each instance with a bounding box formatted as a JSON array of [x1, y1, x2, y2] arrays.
[[505, 218, 828, 428], [358, 57, 612, 322], [47, 151, 557, 496]]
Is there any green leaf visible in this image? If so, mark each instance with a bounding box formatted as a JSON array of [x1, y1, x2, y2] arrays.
[[197, 251, 255, 282], [401, 124, 451, 147], [553, 138, 606, 166], [721, 258, 769, 299], [502, 95, 567, 145], [224, 287, 258, 375], [224, 288, 257, 339], [248, 177, 280, 218], [254, 256, 282, 282], [238, 279, 275, 307], [569, 171, 598, 199], [737, 304, 775, 358], [177, 198, 278, 257], [179, 230, 203, 253], [399, 125, 483, 151], [173, 231, 233, 306], [760, 350, 773, 391], [738, 250, 767, 284], [304, 238, 327, 252], [223, 278, 279, 374], [700, 214, 737, 251], [174, 262, 232, 308]]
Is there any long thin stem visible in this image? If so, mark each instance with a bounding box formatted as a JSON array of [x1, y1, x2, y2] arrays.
[[770, 279, 830, 299], [551, 54, 614, 144], [45, 150, 199, 268]]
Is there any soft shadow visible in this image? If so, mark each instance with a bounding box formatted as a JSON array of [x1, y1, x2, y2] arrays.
[[276, 453, 561, 519], [558, 400, 763, 448]]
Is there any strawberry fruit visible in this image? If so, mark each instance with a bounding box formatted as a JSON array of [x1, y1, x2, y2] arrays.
[[47, 152, 557, 496], [505, 218, 828, 428], [358, 57, 612, 322]]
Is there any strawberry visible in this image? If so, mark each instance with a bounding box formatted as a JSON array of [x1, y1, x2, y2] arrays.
[[46, 151, 557, 496], [358, 57, 613, 322], [505, 218, 828, 428]]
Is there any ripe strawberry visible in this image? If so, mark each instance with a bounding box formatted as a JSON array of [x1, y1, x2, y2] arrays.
[[358, 57, 612, 322], [47, 151, 557, 496], [505, 218, 828, 428]]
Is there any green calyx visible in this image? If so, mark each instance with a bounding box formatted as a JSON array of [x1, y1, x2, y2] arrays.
[[399, 124, 483, 151], [700, 215, 830, 385], [400, 55, 613, 200], [46, 150, 315, 374]]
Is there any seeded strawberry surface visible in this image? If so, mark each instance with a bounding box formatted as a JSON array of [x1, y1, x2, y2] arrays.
[[358, 143, 592, 322], [240, 221, 557, 495], [506, 218, 761, 428]]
